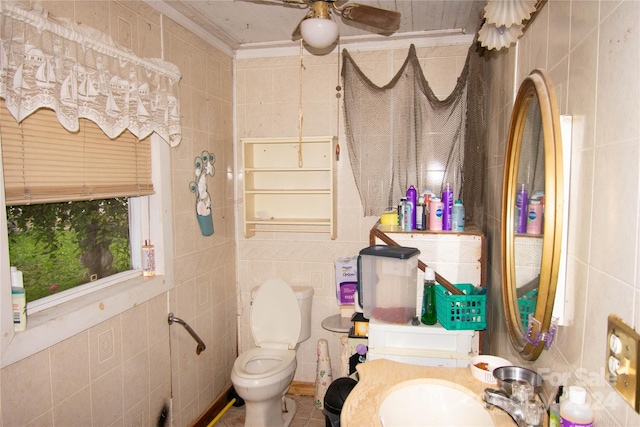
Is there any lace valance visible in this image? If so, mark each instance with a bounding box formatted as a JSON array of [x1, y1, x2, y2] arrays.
[[0, 2, 182, 146]]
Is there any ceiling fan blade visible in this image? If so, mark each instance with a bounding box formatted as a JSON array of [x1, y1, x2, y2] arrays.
[[339, 4, 400, 31]]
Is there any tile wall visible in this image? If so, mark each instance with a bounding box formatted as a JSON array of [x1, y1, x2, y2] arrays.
[[486, 1, 640, 425], [235, 42, 472, 383]]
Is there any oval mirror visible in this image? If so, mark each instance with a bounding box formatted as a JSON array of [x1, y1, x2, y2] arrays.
[[501, 69, 564, 361]]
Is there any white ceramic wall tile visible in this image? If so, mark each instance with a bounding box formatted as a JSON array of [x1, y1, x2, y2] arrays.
[[53, 386, 92, 427], [1, 350, 52, 426], [590, 140, 638, 284], [596, 1, 640, 145], [547, 0, 572, 71], [90, 365, 123, 426], [50, 331, 90, 406]]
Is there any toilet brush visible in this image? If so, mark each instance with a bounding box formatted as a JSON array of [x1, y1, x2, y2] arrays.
[[315, 338, 333, 409]]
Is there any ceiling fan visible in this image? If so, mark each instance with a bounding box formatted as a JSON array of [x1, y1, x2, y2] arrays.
[[247, 0, 401, 48]]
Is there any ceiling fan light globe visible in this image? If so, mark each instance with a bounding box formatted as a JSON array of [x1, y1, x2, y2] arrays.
[[300, 18, 339, 49]]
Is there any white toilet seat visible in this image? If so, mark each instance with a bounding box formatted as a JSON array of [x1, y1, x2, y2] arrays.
[[251, 278, 301, 349], [232, 347, 296, 381]]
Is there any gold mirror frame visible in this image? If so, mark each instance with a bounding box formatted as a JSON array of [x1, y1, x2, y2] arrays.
[[501, 69, 564, 361]]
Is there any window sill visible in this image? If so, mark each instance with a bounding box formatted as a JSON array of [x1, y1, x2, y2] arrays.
[[1, 274, 172, 368]]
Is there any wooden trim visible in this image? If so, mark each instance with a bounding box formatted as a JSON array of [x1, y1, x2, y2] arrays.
[[288, 381, 315, 396], [190, 381, 315, 427], [191, 386, 234, 427]]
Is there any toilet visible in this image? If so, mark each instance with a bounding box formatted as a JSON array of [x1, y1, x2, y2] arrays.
[[231, 278, 314, 427]]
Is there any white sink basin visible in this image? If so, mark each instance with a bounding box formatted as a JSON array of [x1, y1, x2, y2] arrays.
[[378, 379, 495, 427]]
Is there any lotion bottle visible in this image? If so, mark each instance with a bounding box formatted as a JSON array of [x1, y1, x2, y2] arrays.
[[452, 199, 465, 231], [526, 199, 543, 234], [142, 240, 156, 277], [11, 266, 26, 331], [560, 386, 593, 427], [429, 196, 443, 231]]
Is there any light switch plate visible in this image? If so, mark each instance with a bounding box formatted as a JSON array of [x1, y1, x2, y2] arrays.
[[607, 314, 640, 413]]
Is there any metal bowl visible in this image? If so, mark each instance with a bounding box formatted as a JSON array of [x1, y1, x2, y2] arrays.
[[493, 366, 543, 396]]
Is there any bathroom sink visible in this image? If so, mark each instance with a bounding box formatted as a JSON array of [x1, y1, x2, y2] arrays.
[[378, 379, 495, 427]]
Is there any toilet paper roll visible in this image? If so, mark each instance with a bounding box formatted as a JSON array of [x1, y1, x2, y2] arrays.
[[314, 338, 333, 409]]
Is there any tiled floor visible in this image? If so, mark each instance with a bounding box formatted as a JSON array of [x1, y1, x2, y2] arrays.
[[215, 394, 327, 427]]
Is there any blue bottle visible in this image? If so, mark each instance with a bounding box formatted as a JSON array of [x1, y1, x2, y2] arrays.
[[442, 183, 453, 231]]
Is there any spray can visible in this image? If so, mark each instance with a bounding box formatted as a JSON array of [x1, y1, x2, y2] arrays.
[[406, 185, 417, 230], [416, 196, 425, 230], [422, 189, 433, 229], [516, 184, 528, 234], [403, 201, 412, 232], [452, 199, 465, 231], [442, 183, 453, 231], [398, 197, 407, 229], [429, 197, 443, 231]]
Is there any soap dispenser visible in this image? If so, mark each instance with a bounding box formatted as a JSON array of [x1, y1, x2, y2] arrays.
[[421, 267, 437, 325]]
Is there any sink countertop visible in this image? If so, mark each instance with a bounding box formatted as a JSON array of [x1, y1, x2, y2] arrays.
[[341, 359, 517, 427]]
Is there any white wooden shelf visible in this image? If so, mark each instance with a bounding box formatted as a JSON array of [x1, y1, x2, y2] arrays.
[[242, 136, 337, 239]]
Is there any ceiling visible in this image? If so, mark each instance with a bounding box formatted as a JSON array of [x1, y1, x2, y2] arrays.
[[147, 0, 488, 53]]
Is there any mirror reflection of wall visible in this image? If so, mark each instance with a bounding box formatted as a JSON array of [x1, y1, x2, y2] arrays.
[[514, 94, 544, 329]]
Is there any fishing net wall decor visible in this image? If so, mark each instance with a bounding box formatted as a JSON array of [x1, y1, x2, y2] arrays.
[[342, 42, 487, 227]]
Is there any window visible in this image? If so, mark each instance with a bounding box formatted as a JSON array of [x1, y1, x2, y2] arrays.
[[7, 198, 132, 304], [0, 107, 174, 368]]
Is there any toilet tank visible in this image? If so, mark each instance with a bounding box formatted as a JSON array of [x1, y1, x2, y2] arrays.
[[292, 286, 314, 342]]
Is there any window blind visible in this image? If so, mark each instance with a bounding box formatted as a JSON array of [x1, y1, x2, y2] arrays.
[[1, 101, 153, 205]]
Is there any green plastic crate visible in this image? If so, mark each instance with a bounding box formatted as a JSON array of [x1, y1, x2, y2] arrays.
[[518, 289, 538, 326], [435, 283, 486, 330]]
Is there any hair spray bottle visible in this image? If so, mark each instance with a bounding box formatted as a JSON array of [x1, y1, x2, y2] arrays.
[[516, 184, 528, 233], [406, 185, 417, 230], [442, 183, 453, 231]]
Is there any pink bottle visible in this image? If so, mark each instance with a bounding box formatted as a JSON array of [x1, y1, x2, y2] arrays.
[[526, 199, 543, 235], [429, 197, 443, 231]]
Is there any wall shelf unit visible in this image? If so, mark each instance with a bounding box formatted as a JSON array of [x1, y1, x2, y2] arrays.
[[242, 136, 337, 239]]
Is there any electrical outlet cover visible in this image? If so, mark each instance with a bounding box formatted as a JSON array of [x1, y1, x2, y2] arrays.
[[607, 314, 640, 413]]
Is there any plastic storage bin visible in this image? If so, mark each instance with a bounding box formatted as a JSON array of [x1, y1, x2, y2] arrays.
[[435, 283, 486, 330], [518, 289, 538, 326], [367, 320, 476, 367], [358, 245, 420, 324]]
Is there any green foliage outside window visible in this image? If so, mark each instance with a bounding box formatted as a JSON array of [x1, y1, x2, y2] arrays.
[[7, 198, 132, 303]]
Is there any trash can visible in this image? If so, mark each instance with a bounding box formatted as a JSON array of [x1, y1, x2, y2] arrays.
[[323, 377, 358, 427]]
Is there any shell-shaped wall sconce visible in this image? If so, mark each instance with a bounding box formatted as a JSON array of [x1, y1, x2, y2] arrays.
[[478, 22, 524, 51], [484, 0, 536, 28]]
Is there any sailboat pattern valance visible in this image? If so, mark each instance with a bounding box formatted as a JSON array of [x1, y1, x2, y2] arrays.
[[0, 2, 182, 146]]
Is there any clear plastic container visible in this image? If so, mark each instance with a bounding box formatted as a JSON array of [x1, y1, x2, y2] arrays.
[[358, 245, 420, 324]]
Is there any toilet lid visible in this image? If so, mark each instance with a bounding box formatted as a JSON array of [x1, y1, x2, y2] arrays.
[[251, 278, 301, 349]]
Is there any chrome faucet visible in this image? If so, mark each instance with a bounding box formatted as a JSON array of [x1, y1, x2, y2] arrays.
[[483, 382, 544, 427]]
